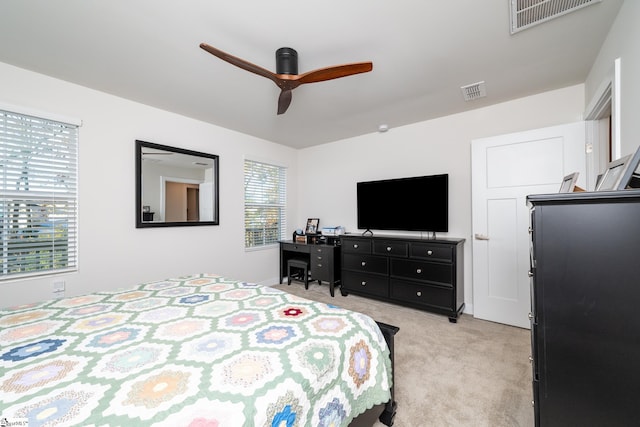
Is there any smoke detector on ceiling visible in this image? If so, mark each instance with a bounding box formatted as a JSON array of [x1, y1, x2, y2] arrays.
[[510, 0, 602, 34], [461, 81, 487, 102]]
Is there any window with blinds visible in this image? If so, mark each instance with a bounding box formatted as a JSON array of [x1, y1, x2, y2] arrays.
[[1, 109, 79, 280], [244, 159, 286, 249]]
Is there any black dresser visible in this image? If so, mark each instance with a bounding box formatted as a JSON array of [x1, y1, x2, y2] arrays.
[[528, 190, 640, 426], [340, 234, 464, 322]]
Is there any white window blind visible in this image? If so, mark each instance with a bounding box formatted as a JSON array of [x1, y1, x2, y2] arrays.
[[244, 159, 286, 248], [1, 109, 79, 280]]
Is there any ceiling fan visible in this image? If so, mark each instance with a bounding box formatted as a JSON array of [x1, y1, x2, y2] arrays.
[[200, 43, 373, 115]]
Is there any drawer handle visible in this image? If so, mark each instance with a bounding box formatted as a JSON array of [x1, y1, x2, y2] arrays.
[[353, 244, 359, 249], [361, 261, 367, 267], [386, 246, 392, 252], [317, 264, 322, 267], [416, 268, 422, 274], [317, 256, 323, 260], [427, 250, 433, 256], [416, 291, 422, 297], [361, 281, 367, 286]]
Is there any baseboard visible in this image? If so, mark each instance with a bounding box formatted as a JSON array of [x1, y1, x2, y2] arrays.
[[463, 302, 473, 315], [260, 277, 281, 287]]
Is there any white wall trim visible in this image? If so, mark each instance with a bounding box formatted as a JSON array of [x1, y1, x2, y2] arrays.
[[584, 79, 611, 120], [612, 57, 622, 159], [0, 101, 82, 126]]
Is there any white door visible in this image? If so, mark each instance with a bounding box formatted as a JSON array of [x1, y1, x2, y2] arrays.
[[471, 122, 587, 328]]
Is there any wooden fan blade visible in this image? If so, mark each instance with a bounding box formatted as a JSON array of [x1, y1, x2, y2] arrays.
[[277, 90, 293, 115], [295, 62, 373, 84], [200, 43, 280, 85]]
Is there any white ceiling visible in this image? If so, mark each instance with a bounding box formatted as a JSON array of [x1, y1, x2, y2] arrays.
[[0, 0, 624, 149]]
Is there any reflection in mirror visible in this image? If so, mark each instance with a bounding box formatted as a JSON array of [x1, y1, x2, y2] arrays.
[[135, 140, 219, 228]]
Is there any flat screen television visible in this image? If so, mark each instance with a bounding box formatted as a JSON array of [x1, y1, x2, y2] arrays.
[[357, 174, 448, 233]]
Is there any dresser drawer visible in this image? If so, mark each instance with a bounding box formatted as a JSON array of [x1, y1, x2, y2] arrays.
[[311, 247, 332, 267], [281, 242, 310, 253], [410, 243, 452, 262], [343, 253, 388, 274], [390, 279, 453, 309], [341, 238, 372, 254], [343, 271, 388, 297], [311, 245, 333, 255], [310, 261, 332, 281], [390, 258, 452, 286], [310, 246, 336, 282], [374, 240, 409, 257]]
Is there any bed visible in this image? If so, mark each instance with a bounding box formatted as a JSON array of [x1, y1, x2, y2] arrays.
[[0, 273, 397, 426]]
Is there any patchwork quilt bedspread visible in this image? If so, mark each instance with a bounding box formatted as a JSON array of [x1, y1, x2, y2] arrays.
[[0, 273, 392, 426]]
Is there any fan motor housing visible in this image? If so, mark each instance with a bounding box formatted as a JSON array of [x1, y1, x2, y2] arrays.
[[276, 47, 298, 75]]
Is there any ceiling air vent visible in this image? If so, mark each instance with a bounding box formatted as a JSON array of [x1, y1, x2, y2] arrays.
[[510, 0, 602, 34], [461, 81, 486, 102]]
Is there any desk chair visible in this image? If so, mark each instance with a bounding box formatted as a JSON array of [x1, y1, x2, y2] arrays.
[[287, 258, 309, 290]]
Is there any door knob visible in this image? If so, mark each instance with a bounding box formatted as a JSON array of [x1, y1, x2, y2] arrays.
[[474, 233, 489, 240]]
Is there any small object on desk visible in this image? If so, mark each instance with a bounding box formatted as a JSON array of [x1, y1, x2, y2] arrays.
[[295, 235, 307, 244], [321, 226, 345, 236], [305, 218, 319, 234], [306, 234, 321, 244]]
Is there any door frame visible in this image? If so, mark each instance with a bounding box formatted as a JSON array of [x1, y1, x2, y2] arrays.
[[471, 122, 588, 328], [160, 176, 202, 222]]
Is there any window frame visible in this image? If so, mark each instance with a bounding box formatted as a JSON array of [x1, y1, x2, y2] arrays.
[[244, 158, 287, 250], [0, 106, 80, 281]]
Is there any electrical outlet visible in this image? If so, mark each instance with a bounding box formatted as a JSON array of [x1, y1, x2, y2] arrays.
[[52, 280, 66, 299]]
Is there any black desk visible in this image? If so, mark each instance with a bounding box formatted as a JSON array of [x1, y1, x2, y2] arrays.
[[279, 241, 341, 296]]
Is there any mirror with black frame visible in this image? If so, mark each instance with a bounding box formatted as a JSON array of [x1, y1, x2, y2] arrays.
[[135, 140, 219, 228]]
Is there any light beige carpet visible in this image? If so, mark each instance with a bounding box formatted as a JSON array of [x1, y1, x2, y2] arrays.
[[273, 281, 534, 427]]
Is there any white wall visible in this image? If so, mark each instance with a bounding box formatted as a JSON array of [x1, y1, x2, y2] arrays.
[[296, 85, 585, 313], [0, 62, 298, 307], [585, 0, 640, 156]]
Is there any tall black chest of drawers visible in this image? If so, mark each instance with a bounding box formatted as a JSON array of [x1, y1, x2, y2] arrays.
[[528, 190, 640, 426], [340, 234, 465, 322]]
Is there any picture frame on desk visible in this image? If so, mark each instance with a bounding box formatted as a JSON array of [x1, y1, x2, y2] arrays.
[[559, 172, 579, 193], [615, 146, 640, 190], [305, 218, 319, 234], [596, 154, 632, 191]]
